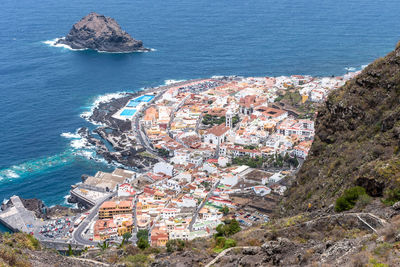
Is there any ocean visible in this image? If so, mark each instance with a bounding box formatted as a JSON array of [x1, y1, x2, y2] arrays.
[[0, 0, 400, 212]]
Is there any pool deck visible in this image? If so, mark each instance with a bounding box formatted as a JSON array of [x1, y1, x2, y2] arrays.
[[112, 93, 156, 121]]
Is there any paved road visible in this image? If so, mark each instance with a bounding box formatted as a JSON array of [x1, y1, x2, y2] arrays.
[[133, 107, 166, 163], [189, 181, 220, 231], [72, 192, 116, 246]]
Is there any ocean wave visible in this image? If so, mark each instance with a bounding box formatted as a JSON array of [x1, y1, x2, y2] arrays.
[[97, 47, 156, 54], [63, 194, 79, 209], [73, 150, 95, 160], [345, 64, 369, 73], [60, 132, 81, 139], [42, 38, 87, 51], [44, 38, 155, 53], [2, 170, 20, 179], [164, 79, 186, 86], [80, 92, 128, 123], [70, 138, 90, 150], [0, 152, 75, 182], [344, 67, 356, 72]]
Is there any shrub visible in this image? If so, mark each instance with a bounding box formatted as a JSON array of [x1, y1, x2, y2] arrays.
[[166, 239, 185, 252], [213, 237, 236, 253], [220, 206, 229, 215], [335, 186, 367, 212], [137, 237, 150, 250], [26, 234, 40, 250], [382, 188, 400, 205], [215, 219, 241, 237], [125, 254, 149, 267], [355, 193, 372, 209]]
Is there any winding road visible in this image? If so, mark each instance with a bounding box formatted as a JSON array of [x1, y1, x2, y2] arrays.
[[72, 192, 116, 246]]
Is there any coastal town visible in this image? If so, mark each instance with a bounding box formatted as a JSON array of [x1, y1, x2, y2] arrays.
[[0, 72, 360, 250]]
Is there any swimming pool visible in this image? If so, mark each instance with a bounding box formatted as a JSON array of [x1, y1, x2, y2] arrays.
[[134, 95, 154, 102], [127, 100, 140, 107], [120, 109, 137, 116]]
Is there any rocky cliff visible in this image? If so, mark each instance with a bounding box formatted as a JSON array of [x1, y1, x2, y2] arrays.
[[285, 41, 400, 212], [56, 12, 149, 52]]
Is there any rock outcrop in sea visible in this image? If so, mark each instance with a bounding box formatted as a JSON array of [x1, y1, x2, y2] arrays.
[[56, 12, 149, 53]]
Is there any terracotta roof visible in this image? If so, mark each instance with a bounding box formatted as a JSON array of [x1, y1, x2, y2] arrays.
[[206, 123, 230, 137]]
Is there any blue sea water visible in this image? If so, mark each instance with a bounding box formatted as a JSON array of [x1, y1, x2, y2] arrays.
[[1, 0, 400, 209]]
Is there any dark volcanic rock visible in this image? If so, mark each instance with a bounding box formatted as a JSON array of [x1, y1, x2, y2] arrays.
[[19, 198, 83, 219], [56, 12, 149, 52]]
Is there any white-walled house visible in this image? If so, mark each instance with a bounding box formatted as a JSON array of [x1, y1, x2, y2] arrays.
[[153, 162, 174, 177], [161, 208, 180, 220], [220, 173, 239, 187], [253, 186, 271, 196]]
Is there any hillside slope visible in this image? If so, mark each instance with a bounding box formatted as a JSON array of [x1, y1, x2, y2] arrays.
[[285, 42, 400, 211]]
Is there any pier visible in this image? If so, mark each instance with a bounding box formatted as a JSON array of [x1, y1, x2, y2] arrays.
[[0, 196, 42, 233]]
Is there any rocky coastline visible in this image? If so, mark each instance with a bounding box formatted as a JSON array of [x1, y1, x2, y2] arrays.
[[56, 12, 150, 53], [78, 91, 159, 170]]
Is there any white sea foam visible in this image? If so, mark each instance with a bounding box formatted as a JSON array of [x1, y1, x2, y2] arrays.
[[164, 79, 186, 85], [44, 38, 155, 53], [62, 194, 79, 209], [3, 170, 20, 179], [43, 38, 87, 51], [74, 150, 95, 160], [344, 67, 356, 72], [97, 48, 156, 54], [80, 92, 127, 123], [70, 138, 89, 149], [60, 132, 81, 139], [361, 64, 369, 70]]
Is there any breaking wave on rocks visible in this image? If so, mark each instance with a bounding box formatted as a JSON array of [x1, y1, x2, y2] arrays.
[[80, 92, 128, 124], [164, 79, 186, 85], [63, 194, 79, 209], [97, 48, 156, 54], [344, 64, 370, 72], [44, 38, 155, 53], [42, 38, 87, 51]]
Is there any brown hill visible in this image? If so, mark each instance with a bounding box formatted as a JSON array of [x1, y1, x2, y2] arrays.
[[285, 41, 400, 212]]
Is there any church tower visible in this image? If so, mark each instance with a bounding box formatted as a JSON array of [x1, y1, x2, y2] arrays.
[[226, 109, 233, 128]]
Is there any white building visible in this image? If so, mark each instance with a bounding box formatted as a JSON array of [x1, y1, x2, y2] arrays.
[[161, 208, 180, 220], [153, 162, 174, 176], [253, 186, 271, 196], [117, 183, 136, 197], [220, 173, 239, 187], [203, 124, 230, 147]]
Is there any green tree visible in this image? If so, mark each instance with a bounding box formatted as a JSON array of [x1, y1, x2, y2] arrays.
[[97, 241, 109, 251], [215, 219, 241, 237], [335, 186, 367, 212], [137, 237, 150, 250], [220, 205, 229, 215], [232, 114, 240, 126], [67, 244, 73, 256], [136, 229, 149, 240], [227, 219, 241, 236], [120, 232, 132, 247]]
